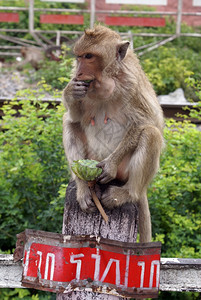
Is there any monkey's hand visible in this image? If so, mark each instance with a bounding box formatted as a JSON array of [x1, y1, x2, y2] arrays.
[[76, 179, 101, 213], [96, 158, 117, 184], [72, 79, 91, 99]]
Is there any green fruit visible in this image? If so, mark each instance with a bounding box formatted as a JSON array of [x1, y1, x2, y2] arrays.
[[71, 159, 102, 181]]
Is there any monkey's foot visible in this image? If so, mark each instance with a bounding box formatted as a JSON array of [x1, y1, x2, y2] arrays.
[[101, 185, 130, 209], [77, 184, 101, 213]]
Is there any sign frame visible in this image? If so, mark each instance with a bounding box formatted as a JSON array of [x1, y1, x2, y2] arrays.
[[14, 229, 161, 298]]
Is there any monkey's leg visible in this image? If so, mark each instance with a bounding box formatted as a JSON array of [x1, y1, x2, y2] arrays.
[[101, 184, 151, 243], [102, 126, 163, 243], [101, 185, 131, 209]]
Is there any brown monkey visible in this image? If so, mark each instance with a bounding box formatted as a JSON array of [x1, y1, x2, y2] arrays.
[[17, 46, 44, 70], [62, 25, 164, 243]]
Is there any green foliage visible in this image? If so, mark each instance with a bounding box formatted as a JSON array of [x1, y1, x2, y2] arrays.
[[132, 21, 201, 97], [183, 77, 201, 120], [141, 46, 193, 95], [0, 288, 55, 300], [171, 39, 201, 80], [158, 291, 200, 300], [150, 118, 201, 258], [0, 288, 31, 300], [0, 92, 70, 251], [31, 53, 73, 90]]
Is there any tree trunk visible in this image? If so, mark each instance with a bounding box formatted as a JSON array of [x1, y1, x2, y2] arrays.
[[57, 180, 138, 300]]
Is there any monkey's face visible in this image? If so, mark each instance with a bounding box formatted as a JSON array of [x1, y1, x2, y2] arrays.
[[75, 52, 103, 84], [73, 25, 130, 99]]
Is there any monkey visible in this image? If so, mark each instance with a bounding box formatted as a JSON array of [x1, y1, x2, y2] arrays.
[[62, 25, 164, 243], [17, 46, 44, 71]]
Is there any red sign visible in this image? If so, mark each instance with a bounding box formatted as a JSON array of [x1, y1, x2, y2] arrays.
[[40, 14, 84, 25], [0, 13, 19, 23], [105, 16, 166, 27], [15, 230, 161, 298]]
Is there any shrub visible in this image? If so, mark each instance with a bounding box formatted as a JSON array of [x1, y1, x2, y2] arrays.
[[0, 288, 55, 300], [150, 117, 201, 258], [141, 46, 193, 95], [31, 55, 73, 90], [0, 94, 70, 251]]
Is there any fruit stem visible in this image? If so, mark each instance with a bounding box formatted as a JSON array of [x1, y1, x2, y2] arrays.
[[88, 181, 109, 223]]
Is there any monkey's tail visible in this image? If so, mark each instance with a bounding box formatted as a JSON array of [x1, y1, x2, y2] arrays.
[[138, 194, 152, 243]]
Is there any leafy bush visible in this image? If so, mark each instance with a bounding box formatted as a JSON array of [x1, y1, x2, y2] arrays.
[[0, 288, 55, 300], [159, 291, 200, 300], [141, 46, 193, 95], [130, 21, 201, 97], [149, 81, 201, 260], [31, 55, 73, 90], [0, 93, 70, 251], [149, 117, 201, 258]]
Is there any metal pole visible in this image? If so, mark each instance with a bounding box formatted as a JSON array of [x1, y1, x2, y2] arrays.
[[29, 0, 34, 33], [176, 0, 183, 35], [90, 0, 95, 29]]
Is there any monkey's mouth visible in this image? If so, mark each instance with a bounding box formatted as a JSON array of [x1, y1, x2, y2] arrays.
[[83, 80, 93, 84]]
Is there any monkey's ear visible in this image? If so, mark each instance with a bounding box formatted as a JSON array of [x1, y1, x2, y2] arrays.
[[116, 41, 130, 61]]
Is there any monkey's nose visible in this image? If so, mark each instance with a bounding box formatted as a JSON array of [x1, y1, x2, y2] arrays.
[[77, 72, 83, 78]]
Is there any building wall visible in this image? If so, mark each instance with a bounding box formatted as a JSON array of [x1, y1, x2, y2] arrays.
[[90, 0, 201, 27]]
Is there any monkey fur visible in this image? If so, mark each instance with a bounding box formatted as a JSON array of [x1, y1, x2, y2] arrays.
[[17, 46, 44, 70], [62, 25, 164, 243]]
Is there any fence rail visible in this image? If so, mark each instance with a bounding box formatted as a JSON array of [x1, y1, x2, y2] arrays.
[[0, 97, 200, 125], [0, 254, 201, 293], [0, 0, 201, 56]]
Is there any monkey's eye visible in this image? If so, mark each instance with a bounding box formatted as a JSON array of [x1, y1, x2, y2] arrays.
[[84, 53, 93, 59]]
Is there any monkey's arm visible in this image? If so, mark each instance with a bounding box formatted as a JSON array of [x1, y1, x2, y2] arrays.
[[63, 114, 98, 212], [97, 124, 161, 184], [62, 79, 90, 122], [63, 113, 87, 165]]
